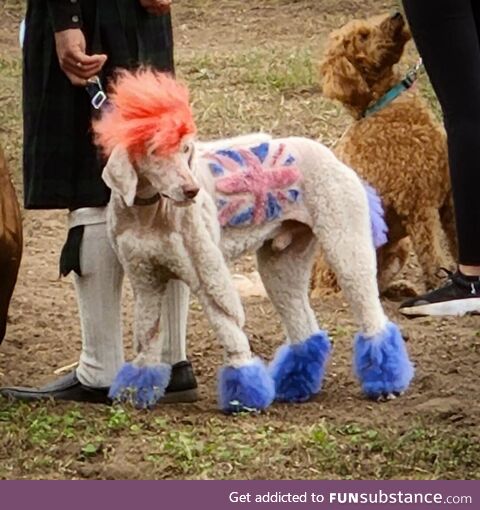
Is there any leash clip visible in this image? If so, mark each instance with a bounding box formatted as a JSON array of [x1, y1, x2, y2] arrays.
[[85, 76, 107, 110], [402, 59, 424, 89], [362, 59, 424, 118], [413, 58, 424, 73]]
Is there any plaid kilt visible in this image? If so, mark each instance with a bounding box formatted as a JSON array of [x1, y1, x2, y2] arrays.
[[23, 0, 174, 209]]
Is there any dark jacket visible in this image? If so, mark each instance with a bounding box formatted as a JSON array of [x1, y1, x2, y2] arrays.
[[23, 0, 174, 209]]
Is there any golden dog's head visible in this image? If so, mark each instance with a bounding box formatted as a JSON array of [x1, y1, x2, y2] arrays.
[[320, 12, 411, 116]]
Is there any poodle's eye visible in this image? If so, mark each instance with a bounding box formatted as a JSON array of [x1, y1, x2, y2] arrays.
[[183, 144, 190, 154], [359, 31, 370, 42]]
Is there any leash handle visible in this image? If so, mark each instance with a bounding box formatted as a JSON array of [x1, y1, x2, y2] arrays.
[[19, 19, 25, 48], [85, 76, 108, 110]]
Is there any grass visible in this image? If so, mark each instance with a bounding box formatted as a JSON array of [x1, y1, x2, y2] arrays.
[[1, 401, 479, 479], [0, 0, 474, 481], [0, 57, 22, 157], [175, 45, 348, 156]]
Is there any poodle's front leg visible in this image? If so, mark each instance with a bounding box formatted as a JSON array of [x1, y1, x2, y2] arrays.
[[109, 282, 171, 408], [180, 215, 274, 413], [196, 286, 275, 414]]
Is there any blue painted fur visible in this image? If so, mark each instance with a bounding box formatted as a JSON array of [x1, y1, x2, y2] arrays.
[[109, 362, 171, 409], [363, 182, 388, 248], [354, 322, 414, 399], [269, 331, 332, 402], [218, 358, 275, 413]]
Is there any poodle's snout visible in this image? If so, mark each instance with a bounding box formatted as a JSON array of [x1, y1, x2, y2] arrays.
[[382, 11, 406, 36], [182, 184, 199, 199], [389, 11, 406, 30]]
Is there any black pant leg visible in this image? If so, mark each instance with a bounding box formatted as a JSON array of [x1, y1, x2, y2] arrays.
[[403, 0, 480, 264]]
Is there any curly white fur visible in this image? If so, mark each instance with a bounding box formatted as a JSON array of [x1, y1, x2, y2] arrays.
[[104, 132, 402, 408]]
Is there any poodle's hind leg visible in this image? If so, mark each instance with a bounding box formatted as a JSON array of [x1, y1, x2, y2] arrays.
[[377, 238, 416, 298], [310, 252, 340, 298], [311, 167, 414, 400], [257, 228, 332, 403], [440, 195, 458, 263], [109, 281, 171, 408], [406, 208, 452, 290]]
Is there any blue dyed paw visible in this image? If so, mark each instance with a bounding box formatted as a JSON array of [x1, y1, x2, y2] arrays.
[[269, 331, 332, 403], [354, 322, 414, 400], [218, 358, 275, 414], [109, 362, 171, 409]]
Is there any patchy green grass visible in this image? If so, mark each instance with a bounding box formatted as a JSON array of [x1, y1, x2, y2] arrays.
[[0, 57, 22, 163], [419, 79, 442, 120], [1, 401, 479, 479], [176, 46, 346, 147], [1, 0, 476, 481]]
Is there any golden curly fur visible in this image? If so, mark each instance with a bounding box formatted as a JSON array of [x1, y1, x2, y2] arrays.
[[311, 12, 456, 298]]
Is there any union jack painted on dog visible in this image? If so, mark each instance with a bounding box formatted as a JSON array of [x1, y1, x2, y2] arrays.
[[204, 142, 303, 227]]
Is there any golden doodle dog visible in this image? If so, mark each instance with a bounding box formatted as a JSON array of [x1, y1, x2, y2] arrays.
[[0, 144, 22, 343], [311, 12, 455, 298]]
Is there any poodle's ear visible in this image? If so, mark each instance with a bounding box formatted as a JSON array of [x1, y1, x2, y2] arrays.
[[320, 55, 372, 111], [102, 145, 138, 207], [187, 142, 196, 171]]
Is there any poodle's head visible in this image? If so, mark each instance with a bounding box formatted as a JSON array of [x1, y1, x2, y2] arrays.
[[101, 135, 200, 207], [93, 69, 200, 206], [320, 12, 411, 115]]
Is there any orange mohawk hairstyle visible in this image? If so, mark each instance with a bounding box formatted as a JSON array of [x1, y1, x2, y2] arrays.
[[93, 69, 196, 159]]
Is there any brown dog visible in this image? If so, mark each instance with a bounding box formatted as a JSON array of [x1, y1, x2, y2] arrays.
[[0, 144, 22, 343], [311, 12, 455, 298]]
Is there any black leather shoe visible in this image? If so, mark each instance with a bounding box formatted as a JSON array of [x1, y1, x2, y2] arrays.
[[0, 361, 198, 404], [0, 370, 110, 404], [162, 360, 198, 403]]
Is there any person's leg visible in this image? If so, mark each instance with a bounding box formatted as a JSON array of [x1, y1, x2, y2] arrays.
[[0, 209, 121, 403], [72, 210, 125, 388], [74, 210, 196, 396], [400, 0, 480, 316], [0, 209, 198, 402], [404, 0, 480, 268]]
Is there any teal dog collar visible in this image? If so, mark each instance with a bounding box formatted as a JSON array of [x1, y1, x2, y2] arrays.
[[363, 59, 423, 118]]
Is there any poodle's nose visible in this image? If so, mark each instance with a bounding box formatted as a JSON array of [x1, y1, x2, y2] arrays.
[[182, 184, 199, 199], [391, 11, 403, 21]]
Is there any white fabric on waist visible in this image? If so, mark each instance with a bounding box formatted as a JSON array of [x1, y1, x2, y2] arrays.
[[68, 207, 107, 229]]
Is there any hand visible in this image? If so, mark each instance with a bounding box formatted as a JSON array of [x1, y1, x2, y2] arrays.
[[54, 29, 107, 86], [139, 0, 172, 15]]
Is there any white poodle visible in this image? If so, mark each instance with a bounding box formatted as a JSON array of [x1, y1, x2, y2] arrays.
[[92, 69, 414, 412]]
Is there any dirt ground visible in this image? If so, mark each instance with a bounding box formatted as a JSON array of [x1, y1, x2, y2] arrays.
[[1, 0, 480, 480]]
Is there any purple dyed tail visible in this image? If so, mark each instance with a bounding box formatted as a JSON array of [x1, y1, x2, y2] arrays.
[[363, 182, 388, 249]]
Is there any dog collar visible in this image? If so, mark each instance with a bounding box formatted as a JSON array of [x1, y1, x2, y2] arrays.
[[363, 59, 423, 118], [133, 193, 161, 206]]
